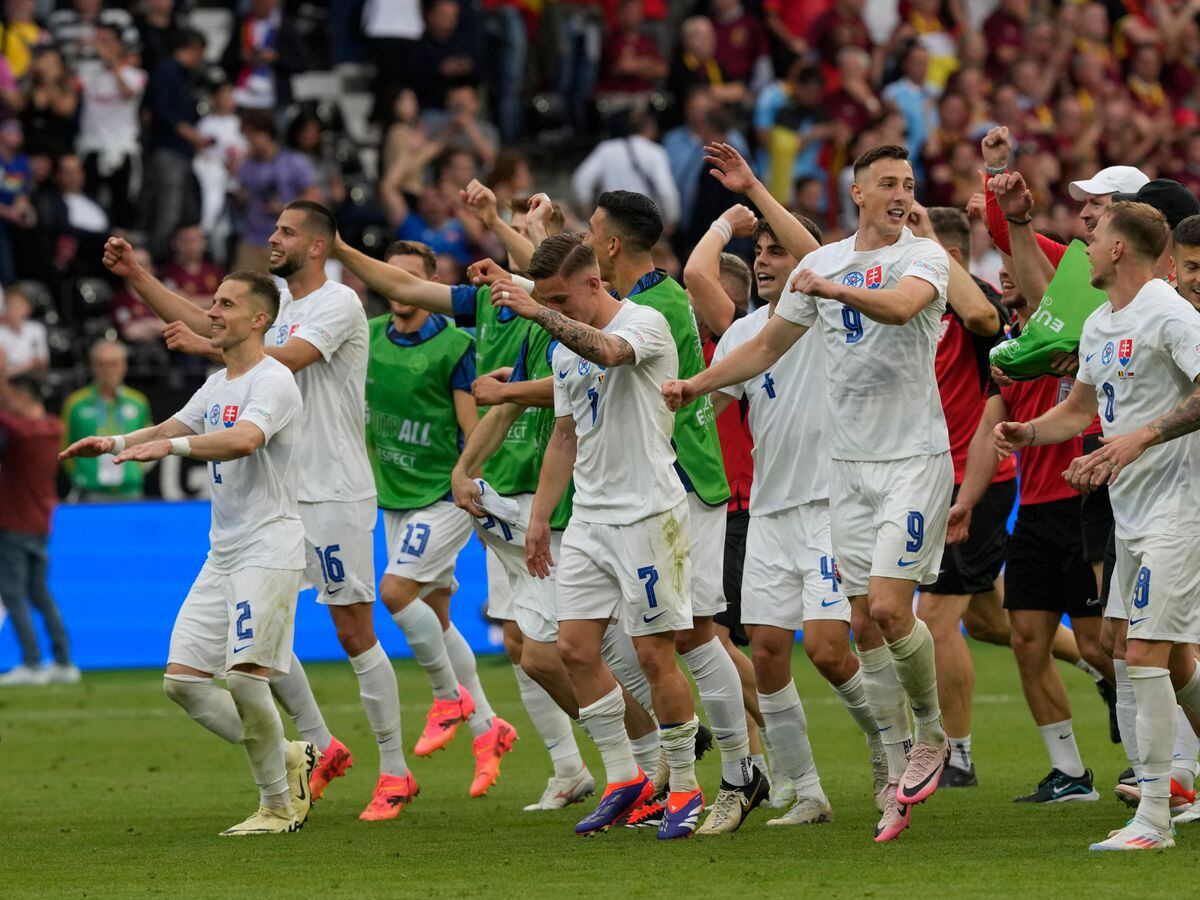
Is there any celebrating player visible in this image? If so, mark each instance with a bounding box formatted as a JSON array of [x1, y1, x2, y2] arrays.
[[663, 145, 953, 842], [61, 272, 314, 835]]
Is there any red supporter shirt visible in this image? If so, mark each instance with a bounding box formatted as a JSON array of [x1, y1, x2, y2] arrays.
[[934, 283, 1016, 486], [995, 375, 1081, 506], [712, 11, 769, 82], [703, 335, 753, 513], [161, 260, 225, 303], [0, 408, 64, 535]]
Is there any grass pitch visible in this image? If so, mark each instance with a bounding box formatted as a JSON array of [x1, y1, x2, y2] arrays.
[[1, 643, 1193, 898]]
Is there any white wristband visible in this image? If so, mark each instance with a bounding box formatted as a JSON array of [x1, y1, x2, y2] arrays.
[[169, 437, 192, 457], [709, 219, 733, 242], [109, 435, 126, 454]]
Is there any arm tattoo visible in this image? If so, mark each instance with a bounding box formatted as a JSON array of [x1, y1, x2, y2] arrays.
[[532, 307, 634, 366], [1148, 377, 1200, 445]]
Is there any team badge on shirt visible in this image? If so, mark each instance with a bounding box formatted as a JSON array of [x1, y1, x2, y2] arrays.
[[222, 405, 240, 428], [1101, 341, 1115, 365], [865, 265, 883, 289], [209, 403, 221, 425], [578, 358, 592, 376], [1117, 338, 1135, 380], [842, 271, 865, 288]]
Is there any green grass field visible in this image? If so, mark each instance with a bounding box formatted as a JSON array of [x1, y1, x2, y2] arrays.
[[2, 642, 1193, 898]]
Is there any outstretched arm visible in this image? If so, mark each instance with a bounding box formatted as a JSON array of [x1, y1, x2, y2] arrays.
[[994, 378, 1097, 458], [332, 235, 454, 314], [103, 237, 211, 336], [60, 417, 193, 461]]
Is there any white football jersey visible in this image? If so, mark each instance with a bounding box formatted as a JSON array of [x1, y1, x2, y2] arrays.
[[552, 300, 684, 525], [174, 356, 305, 572], [1077, 278, 1200, 538], [714, 306, 829, 514], [775, 227, 951, 462], [270, 280, 376, 503]]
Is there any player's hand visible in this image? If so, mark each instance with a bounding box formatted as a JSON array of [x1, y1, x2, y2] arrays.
[[468, 258, 510, 286], [164, 320, 212, 356], [1048, 350, 1079, 376], [460, 178, 499, 226], [471, 374, 508, 406], [981, 125, 1012, 171], [59, 435, 118, 460], [661, 378, 699, 411], [789, 268, 839, 300], [719, 203, 757, 238], [114, 439, 171, 464], [525, 517, 554, 579], [1066, 427, 1154, 489], [989, 363, 1014, 387], [987, 171, 1034, 220], [526, 193, 554, 230], [102, 235, 141, 278], [482, 366, 512, 382], [703, 142, 759, 196], [450, 467, 485, 516], [906, 201, 935, 239], [965, 192, 986, 221], [490, 278, 540, 319], [946, 503, 972, 544], [993, 421, 1034, 458]]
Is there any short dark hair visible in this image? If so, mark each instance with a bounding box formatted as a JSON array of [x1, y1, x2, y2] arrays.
[[8, 373, 43, 401], [718, 252, 752, 307], [224, 271, 281, 321], [928, 206, 971, 260], [1105, 201, 1170, 263], [241, 109, 277, 140], [384, 240, 437, 278], [753, 214, 823, 249], [596, 190, 663, 251], [526, 232, 598, 280], [282, 200, 336, 241], [853, 144, 910, 181], [1175, 214, 1200, 248], [174, 28, 206, 52]]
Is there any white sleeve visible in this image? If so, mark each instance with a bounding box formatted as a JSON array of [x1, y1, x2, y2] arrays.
[[711, 328, 746, 400], [552, 351, 571, 417], [240, 370, 301, 444], [1075, 316, 1100, 386], [290, 291, 362, 361], [902, 241, 951, 304], [172, 379, 211, 434], [1164, 304, 1200, 382], [611, 307, 672, 366], [775, 284, 819, 328]]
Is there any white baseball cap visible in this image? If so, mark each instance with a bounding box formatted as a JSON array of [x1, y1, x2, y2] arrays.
[[1069, 166, 1150, 201]]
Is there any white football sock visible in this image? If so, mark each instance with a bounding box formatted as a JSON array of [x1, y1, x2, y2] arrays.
[[1114, 659, 1141, 778], [682, 637, 751, 786], [1038, 719, 1085, 778], [859, 644, 912, 780], [443, 623, 495, 736], [227, 671, 289, 809], [830, 668, 880, 745], [349, 642, 407, 777], [886, 620, 944, 745], [629, 730, 660, 775], [949, 734, 973, 772], [269, 654, 333, 751], [578, 686, 637, 785], [1172, 705, 1200, 791], [513, 664, 582, 777], [600, 623, 654, 716], [163, 673, 244, 743], [1129, 666, 1176, 832], [757, 681, 822, 799], [1074, 658, 1103, 681], [392, 603, 458, 701], [659, 717, 700, 793]]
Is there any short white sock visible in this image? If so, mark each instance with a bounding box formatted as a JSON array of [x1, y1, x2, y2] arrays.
[[859, 644, 912, 780], [1038, 719, 1085, 778], [629, 730, 660, 775], [1129, 666, 1176, 832], [600, 623, 654, 716], [757, 681, 822, 798], [513, 664, 582, 777], [391, 602, 458, 701], [1114, 659, 1141, 778], [269, 655, 332, 751], [1172, 705, 1199, 791], [578, 686, 637, 785], [349, 642, 407, 777], [227, 672, 289, 808], [659, 717, 699, 793], [682, 637, 751, 785], [830, 668, 880, 744], [163, 674, 243, 744], [886, 620, 944, 745], [1074, 658, 1103, 682], [949, 734, 973, 772], [443, 624, 495, 736]]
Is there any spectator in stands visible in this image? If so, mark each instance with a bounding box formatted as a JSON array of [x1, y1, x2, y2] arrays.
[[0, 353, 77, 687], [0, 118, 34, 285], [0, 0, 45, 79], [21, 47, 79, 159], [550, 0, 604, 134], [708, 0, 772, 87], [394, 183, 472, 265], [596, 0, 668, 116], [76, 24, 147, 230], [823, 45, 882, 134], [47, 0, 139, 70], [36, 153, 108, 280], [109, 245, 165, 348], [234, 109, 319, 273], [379, 86, 427, 177], [982, 0, 1029, 83], [755, 62, 831, 204], [193, 81, 246, 263], [144, 28, 208, 259], [286, 111, 346, 211], [0, 287, 46, 375], [482, 0, 527, 143], [423, 85, 499, 169], [404, 0, 480, 112], [362, 0, 424, 103], [570, 110, 681, 229], [664, 88, 752, 234], [881, 40, 937, 168], [221, 0, 306, 111], [670, 16, 747, 113], [484, 150, 533, 214], [60, 339, 151, 502], [135, 0, 185, 80], [160, 222, 225, 310], [809, 0, 872, 72]]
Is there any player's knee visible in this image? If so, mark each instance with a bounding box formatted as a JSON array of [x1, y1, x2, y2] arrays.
[[1099, 621, 1116, 658], [162, 674, 189, 706], [634, 645, 675, 683], [555, 634, 594, 670], [378, 579, 416, 613], [963, 615, 1007, 646], [804, 636, 854, 683]]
